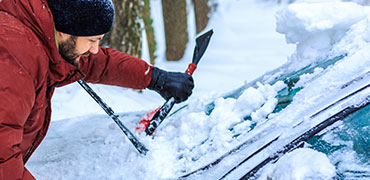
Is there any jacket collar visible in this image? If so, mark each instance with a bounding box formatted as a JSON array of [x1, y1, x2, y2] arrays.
[[0, 0, 79, 82]]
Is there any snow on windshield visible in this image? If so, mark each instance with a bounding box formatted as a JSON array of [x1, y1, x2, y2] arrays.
[[276, 2, 366, 70], [27, 1, 370, 180], [267, 148, 336, 180]]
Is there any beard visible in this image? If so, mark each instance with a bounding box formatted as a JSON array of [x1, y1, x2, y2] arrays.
[[58, 36, 90, 67]]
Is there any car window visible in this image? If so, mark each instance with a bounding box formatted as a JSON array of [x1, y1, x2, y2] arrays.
[[204, 54, 346, 134], [308, 103, 370, 179]]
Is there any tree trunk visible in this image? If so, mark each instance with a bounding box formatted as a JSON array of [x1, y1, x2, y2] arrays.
[[143, 0, 157, 65], [162, 0, 188, 61], [193, 0, 210, 34], [100, 0, 143, 58]]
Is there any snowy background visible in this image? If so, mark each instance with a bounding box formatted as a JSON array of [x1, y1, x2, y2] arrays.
[[27, 0, 370, 180]]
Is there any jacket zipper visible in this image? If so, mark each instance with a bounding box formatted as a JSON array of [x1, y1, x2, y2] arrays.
[[23, 143, 34, 162]]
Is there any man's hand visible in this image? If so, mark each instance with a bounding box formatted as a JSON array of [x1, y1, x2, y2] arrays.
[[148, 67, 194, 103]]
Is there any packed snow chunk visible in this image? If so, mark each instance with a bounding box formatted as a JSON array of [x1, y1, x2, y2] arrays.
[[209, 98, 239, 129], [269, 148, 336, 180], [234, 86, 265, 116], [275, 2, 367, 69], [208, 98, 240, 146], [178, 112, 210, 149], [276, 2, 366, 44], [332, 16, 370, 55], [234, 81, 285, 118]]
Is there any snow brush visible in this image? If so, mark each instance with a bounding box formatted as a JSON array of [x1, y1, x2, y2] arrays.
[[137, 29, 214, 136], [78, 80, 149, 155]]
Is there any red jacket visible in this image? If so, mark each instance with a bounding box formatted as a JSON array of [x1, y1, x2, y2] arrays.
[[0, 0, 153, 179]]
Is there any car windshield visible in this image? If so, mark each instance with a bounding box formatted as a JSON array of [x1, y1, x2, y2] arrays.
[[308, 104, 370, 179], [204, 55, 346, 136]]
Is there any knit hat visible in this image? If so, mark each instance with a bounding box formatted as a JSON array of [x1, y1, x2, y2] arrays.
[[47, 0, 115, 36]]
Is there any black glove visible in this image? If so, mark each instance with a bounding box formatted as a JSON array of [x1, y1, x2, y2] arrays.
[[148, 67, 194, 103]]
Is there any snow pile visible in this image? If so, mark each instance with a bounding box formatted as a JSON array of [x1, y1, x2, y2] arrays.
[[234, 81, 285, 120], [276, 2, 366, 70], [268, 148, 336, 180], [276, 2, 365, 44], [275, 1, 370, 116], [141, 81, 287, 178]]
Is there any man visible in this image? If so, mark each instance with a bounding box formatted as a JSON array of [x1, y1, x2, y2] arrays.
[[0, 0, 194, 179]]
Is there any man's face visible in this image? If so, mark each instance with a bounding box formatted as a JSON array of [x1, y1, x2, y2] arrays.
[[57, 33, 104, 66]]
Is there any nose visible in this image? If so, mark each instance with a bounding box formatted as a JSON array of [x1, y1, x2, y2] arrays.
[[89, 42, 99, 54]]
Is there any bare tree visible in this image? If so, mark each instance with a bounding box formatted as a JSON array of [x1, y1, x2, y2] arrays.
[[193, 0, 210, 34], [142, 0, 157, 64], [162, 0, 188, 61], [100, 0, 143, 58]]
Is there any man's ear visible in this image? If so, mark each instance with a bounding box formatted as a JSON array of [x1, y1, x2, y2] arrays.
[[56, 31, 71, 42]]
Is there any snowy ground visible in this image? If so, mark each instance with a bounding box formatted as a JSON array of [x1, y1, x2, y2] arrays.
[[27, 0, 370, 180]]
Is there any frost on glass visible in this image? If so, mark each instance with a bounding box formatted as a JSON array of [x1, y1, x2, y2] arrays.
[[308, 104, 370, 179]]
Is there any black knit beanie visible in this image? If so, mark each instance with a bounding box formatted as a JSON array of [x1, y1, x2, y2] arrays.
[[47, 0, 115, 36]]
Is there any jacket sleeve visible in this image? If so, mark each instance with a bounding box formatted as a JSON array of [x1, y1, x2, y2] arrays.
[[78, 47, 153, 90], [0, 53, 35, 180]]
